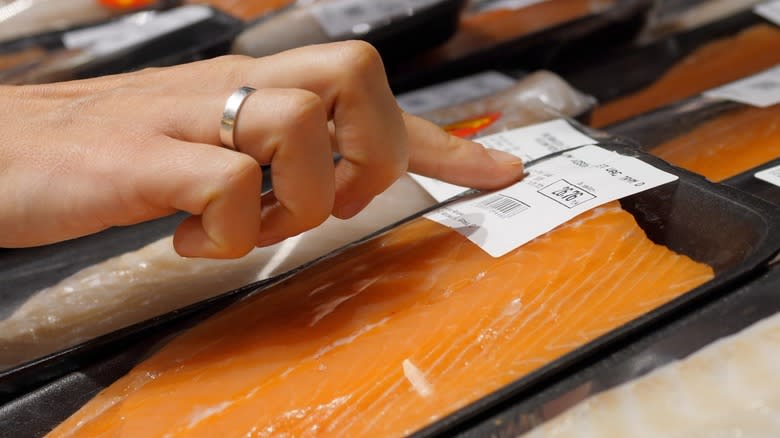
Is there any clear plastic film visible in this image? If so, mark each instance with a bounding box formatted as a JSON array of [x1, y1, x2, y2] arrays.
[[0, 0, 161, 44], [231, 0, 455, 57], [183, 0, 294, 21], [0, 70, 594, 370], [609, 66, 780, 182]]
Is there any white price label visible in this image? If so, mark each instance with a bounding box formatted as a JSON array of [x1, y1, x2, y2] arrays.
[[397, 71, 516, 115], [425, 145, 678, 257], [703, 65, 780, 108], [756, 163, 780, 187], [63, 5, 213, 56], [311, 0, 441, 37], [756, 0, 780, 25], [409, 119, 597, 202]]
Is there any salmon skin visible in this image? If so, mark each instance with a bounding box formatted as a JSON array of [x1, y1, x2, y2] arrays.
[[48, 202, 713, 437], [592, 24, 780, 127], [650, 102, 780, 182]]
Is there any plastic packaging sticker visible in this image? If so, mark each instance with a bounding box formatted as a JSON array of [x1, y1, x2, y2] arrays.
[[311, 0, 441, 38], [703, 65, 780, 108], [425, 145, 678, 257], [756, 0, 780, 25], [397, 71, 516, 115], [410, 119, 597, 202], [63, 5, 213, 56], [755, 164, 780, 187]]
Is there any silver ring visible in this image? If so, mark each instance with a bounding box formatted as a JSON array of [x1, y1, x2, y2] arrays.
[[220, 86, 257, 151]]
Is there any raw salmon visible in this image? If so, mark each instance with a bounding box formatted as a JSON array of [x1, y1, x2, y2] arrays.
[[650, 103, 780, 182], [592, 24, 780, 127], [522, 310, 780, 437], [417, 0, 613, 66], [48, 202, 713, 437], [185, 0, 293, 20], [0, 71, 593, 369]]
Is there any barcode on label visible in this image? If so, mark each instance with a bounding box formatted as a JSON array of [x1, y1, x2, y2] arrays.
[[477, 194, 530, 218], [538, 179, 596, 209]]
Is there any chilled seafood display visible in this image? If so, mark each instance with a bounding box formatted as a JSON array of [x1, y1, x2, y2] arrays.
[[521, 310, 780, 437], [591, 23, 780, 127], [650, 102, 780, 182], [47, 202, 713, 437]]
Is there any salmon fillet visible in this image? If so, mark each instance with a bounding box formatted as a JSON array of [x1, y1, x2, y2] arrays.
[[421, 0, 613, 65], [48, 202, 713, 437], [185, 0, 293, 20], [591, 24, 780, 127], [650, 103, 780, 182], [522, 311, 780, 437]]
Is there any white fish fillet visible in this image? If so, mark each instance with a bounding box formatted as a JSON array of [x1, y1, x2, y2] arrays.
[[522, 311, 780, 438], [0, 0, 119, 43], [0, 70, 593, 368]]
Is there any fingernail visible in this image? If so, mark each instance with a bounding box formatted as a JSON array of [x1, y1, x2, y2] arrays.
[[487, 149, 524, 166]]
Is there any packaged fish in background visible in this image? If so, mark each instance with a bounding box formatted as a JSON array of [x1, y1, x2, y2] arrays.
[[183, 0, 294, 21], [0, 0, 175, 44], [0, 4, 243, 85], [608, 65, 780, 182], [41, 128, 780, 437], [586, 8, 780, 127], [0, 71, 596, 373], [231, 0, 467, 64], [636, 0, 764, 43], [388, 0, 652, 92]]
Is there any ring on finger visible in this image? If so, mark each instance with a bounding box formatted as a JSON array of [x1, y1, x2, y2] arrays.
[[220, 86, 257, 152]]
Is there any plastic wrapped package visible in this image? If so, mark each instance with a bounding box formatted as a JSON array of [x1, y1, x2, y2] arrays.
[[231, 0, 466, 60], [636, 0, 764, 43], [183, 0, 293, 21], [0, 70, 595, 370], [609, 78, 780, 182], [417, 70, 596, 137], [0, 4, 241, 85], [412, 0, 615, 67], [0, 0, 165, 44], [48, 199, 713, 437], [591, 23, 780, 127]]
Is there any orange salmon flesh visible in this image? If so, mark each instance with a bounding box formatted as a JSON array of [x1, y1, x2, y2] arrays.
[[592, 24, 780, 127], [650, 103, 780, 182], [49, 202, 713, 437]]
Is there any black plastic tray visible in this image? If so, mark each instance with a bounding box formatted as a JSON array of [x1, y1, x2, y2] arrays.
[[388, 0, 654, 93], [0, 5, 243, 83], [1, 139, 779, 437], [724, 158, 780, 206], [558, 8, 768, 103], [446, 264, 780, 437]]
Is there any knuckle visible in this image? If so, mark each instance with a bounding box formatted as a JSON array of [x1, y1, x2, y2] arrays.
[[279, 90, 326, 130], [334, 40, 384, 78], [221, 153, 261, 189]]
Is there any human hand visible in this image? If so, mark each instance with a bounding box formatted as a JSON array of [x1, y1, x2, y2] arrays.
[[0, 41, 524, 258]]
